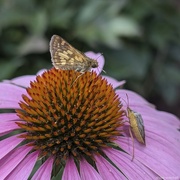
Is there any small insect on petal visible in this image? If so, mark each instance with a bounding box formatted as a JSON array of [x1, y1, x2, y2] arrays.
[[123, 94, 146, 161]]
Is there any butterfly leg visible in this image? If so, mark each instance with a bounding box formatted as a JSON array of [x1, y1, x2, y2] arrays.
[[70, 72, 84, 87]]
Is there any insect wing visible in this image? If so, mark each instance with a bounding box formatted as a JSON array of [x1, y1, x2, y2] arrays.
[[133, 111, 145, 144], [50, 35, 88, 70], [127, 107, 146, 145]]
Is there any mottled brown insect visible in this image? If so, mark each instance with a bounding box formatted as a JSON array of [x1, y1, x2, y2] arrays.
[[50, 35, 98, 72], [124, 94, 146, 161]]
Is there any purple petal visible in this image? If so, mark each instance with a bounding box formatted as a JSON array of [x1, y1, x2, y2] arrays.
[[104, 148, 158, 179], [37, 69, 47, 76], [80, 158, 103, 180], [116, 107, 180, 177], [116, 133, 180, 177], [0, 83, 26, 109], [103, 75, 126, 89], [32, 157, 53, 180], [0, 135, 23, 159], [115, 89, 180, 177], [0, 114, 21, 135], [0, 145, 33, 179], [0, 120, 20, 135], [6, 151, 39, 180], [3, 75, 36, 88], [0, 113, 20, 122], [116, 89, 153, 107], [156, 111, 180, 126], [62, 157, 81, 180], [3, 69, 47, 88], [85, 51, 105, 74], [95, 154, 127, 179], [0, 100, 21, 109], [145, 116, 180, 155]]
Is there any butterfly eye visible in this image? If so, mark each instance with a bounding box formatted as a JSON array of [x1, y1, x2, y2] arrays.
[[92, 64, 97, 68], [91, 61, 98, 68]]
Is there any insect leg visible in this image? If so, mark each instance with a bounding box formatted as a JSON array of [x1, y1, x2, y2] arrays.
[[70, 72, 84, 87], [129, 127, 135, 161]]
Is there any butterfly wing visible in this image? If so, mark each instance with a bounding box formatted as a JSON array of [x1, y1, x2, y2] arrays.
[[50, 35, 91, 72]]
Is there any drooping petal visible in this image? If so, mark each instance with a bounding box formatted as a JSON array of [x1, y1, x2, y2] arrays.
[[116, 89, 152, 107], [62, 157, 81, 180], [103, 75, 126, 89], [116, 132, 180, 178], [115, 88, 180, 177], [0, 145, 33, 179], [0, 120, 20, 135], [80, 158, 103, 180], [5, 151, 39, 180], [32, 157, 53, 180], [0, 113, 21, 134], [0, 83, 26, 109], [95, 154, 127, 180], [2, 69, 47, 88], [115, 105, 180, 177], [0, 113, 20, 122], [0, 135, 23, 159], [3, 75, 36, 88], [104, 148, 158, 179], [85, 51, 104, 74], [36, 69, 47, 76], [156, 111, 180, 126]]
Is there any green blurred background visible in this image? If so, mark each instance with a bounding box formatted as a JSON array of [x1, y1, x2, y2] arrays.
[[0, 0, 180, 117]]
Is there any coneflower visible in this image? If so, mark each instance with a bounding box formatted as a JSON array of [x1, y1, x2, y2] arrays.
[[0, 52, 179, 180]]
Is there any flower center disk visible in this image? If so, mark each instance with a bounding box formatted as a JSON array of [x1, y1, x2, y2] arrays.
[[16, 68, 124, 160]]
